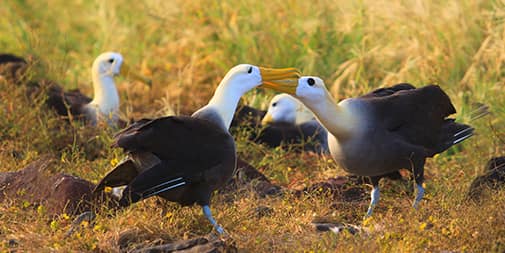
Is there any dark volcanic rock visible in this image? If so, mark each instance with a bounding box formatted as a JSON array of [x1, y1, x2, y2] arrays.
[[131, 237, 236, 253], [117, 228, 173, 252], [118, 229, 237, 253], [0, 157, 111, 216], [467, 156, 505, 201]]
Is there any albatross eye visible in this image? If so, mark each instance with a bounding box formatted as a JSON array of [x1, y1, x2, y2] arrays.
[[108, 58, 114, 63], [307, 78, 315, 86], [247, 66, 253, 74], [272, 102, 277, 107]]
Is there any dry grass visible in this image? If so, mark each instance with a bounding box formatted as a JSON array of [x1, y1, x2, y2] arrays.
[[1, 0, 505, 252]]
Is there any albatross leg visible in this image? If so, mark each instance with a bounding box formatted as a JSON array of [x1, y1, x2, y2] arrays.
[[202, 205, 224, 234], [412, 159, 426, 209], [413, 184, 425, 209], [365, 176, 381, 217]]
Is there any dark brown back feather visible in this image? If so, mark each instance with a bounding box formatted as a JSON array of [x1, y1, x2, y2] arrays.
[[231, 104, 266, 128], [113, 116, 236, 206], [363, 84, 461, 152], [361, 83, 415, 98], [113, 116, 234, 173], [251, 121, 328, 153], [45, 83, 91, 118], [0, 53, 26, 64]]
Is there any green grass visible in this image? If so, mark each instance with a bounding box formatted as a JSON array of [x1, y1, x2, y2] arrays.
[[1, 0, 505, 251]]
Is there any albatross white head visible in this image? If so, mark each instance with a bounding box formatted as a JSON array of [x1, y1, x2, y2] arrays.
[[261, 76, 357, 139], [195, 64, 300, 130], [86, 52, 151, 125], [261, 93, 315, 125]]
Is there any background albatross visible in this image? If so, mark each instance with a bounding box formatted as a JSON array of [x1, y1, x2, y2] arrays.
[[47, 52, 151, 126]]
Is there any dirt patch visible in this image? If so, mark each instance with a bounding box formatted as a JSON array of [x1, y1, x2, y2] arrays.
[[292, 176, 369, 202]]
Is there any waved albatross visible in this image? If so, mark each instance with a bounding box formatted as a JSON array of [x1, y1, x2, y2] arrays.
[[0, 52, 151, 126], [265, 77, 474, 216], [257, 93, 329, 154], [93, 64, 300, 233], [46, 52, 151, 126]]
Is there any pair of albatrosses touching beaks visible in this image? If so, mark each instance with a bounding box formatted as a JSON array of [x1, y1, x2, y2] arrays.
[[264, 77, 474, 217], [95, 64, 472, 235], [94, 65, 301, 234]]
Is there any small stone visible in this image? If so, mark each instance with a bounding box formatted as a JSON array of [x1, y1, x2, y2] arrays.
[[312, 221, 362, 235]]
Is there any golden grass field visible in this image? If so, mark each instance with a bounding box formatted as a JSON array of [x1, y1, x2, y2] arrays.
[[1, 0, 505, 252]]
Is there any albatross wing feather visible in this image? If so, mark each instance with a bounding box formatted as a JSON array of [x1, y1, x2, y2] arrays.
[[120, 161, 206, 206], [46, 84, 92, 118], [361, 83, 416, 98], [253, 121, 328, 153], [0, 53, 26, 64], [364, 84, 460, 151], [114, 116, 234, 159], [114, 116, 236, 206]]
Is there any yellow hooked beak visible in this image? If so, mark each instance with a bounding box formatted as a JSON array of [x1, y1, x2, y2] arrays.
[[261, 112, 273, 125], [259, 67, 300, 95], [120, 63, 152, 87]]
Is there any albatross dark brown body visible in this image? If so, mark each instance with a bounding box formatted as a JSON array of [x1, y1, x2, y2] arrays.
[[45, 83, 128, 127], [329, 83, 471, 180], [296, 80, 475, 216], [95, 114, 236, 207], [252, 121, 329, 154], [45, 84, 93, 120]]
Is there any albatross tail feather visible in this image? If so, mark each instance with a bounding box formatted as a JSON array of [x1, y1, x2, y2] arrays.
[[433, 119, 474, 156], [119, 177, 186, 207], [93, 158, 139, 194]]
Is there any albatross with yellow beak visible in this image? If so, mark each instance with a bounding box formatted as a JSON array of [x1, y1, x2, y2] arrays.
[[94, 64, 299, 233], [46, 51, 151, 126], [262, 77, 474, 217], [257, 93, 329, 154]]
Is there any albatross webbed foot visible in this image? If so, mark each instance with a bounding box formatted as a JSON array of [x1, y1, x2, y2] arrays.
[[202, 205, 224, 234], [413, 183, 425, 209]]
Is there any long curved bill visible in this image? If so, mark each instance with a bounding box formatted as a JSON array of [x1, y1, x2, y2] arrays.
[[120, 63, 153, 87], [259, 67, 300, 95]]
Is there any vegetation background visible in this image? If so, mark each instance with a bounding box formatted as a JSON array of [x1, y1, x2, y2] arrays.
[[0, 0, 504, 251]]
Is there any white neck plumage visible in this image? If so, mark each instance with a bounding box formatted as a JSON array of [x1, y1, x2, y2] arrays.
[[197, 77, 244, 131], [302, 93, 356, 140], [87, 73, 120, 120]]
